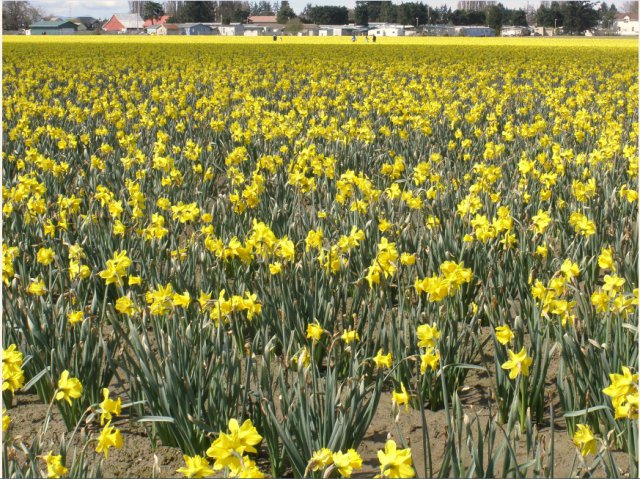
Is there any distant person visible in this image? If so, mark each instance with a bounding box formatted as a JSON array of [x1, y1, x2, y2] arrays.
[[351, 34, 356, 42], [365, 36, 369, 43], [273, 34, 277, 41], [372, 35, 376, 43]]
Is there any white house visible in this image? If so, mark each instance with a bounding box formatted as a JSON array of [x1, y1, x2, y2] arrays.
[[156, 23, 180, 35], [368, 25, 405, 36], [318, 25, 360, 36], [218, 24, 244, 36], [455, 25, 495, 36], [103, 13, 144, 33], [146, 24, 161, 34], [422, 24, 456, 36], [501, 26, 529, 36], [615, 13, 639, 35], [243, 25, 274, 36]]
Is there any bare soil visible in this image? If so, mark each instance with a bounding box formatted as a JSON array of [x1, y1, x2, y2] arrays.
[[5, 384, 609, 479]]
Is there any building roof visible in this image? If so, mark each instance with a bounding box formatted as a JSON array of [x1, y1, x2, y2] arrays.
[[248, 15, 278, 23], [178, 23, 212, 28], [143, 15, 170, 27], [112, 13, 144, 29], [615, 12, 639, 21], [30, 20, 77, 28], [161, 23, 180, 30], [73, 16, 98, 25]]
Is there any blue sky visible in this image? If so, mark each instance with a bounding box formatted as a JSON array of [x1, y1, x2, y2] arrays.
[[30, 1, 622, 21]]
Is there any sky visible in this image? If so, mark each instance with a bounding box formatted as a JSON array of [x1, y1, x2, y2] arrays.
[[29, 0, 623, 21]]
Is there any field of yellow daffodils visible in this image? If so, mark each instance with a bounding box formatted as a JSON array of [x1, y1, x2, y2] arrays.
[[2, 36, 638, 478]]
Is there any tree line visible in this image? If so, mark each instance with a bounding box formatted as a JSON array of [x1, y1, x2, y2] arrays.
[[2, 0, 633, 33]]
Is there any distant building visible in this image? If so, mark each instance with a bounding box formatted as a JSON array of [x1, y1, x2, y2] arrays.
[[301, 24, 319, 36], [533, 26, 557, 36], [247, 15, 278, 26], [103, 13, 144, 33], [455, 25, 495, 36], [218, 24, 244, 36], [157, 23, 180, 35], [178, 23, 214, 35], [422, 24, 457, 36], [28, 20, 78, 35], [244, 25, 276, 36], [501, 26, 529, 36], [615, 13, 639, 35], [457, 1, 496, 11], [71, 17, 100, 30], [144, 15, 170, 27], [318, 25, 362, 36], [368, 25, 406, 37]]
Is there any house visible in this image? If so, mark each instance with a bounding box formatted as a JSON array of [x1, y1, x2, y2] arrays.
[[318, 25, 361, 36], [247, 15, 279, 27], [218, 24, 244, 36], [615, 13, 639, 35], [301, 24, 319, 36], [422, 24, 456, 36], [244, 25, 275, 36], [157, 23, 180, 35], [533, 26, 559, 36], [102, 13, 144, 33], [71, 17, 100, 30], [368, 25, 406, 36], [455, 25, 495, 36], [179, 23, 214, 35], [27, 20, 78, 35], [146, 24, 161, 34], [144, 15, 170, 28], [71, 21, 88, 32], [501, 26, 529, 36]]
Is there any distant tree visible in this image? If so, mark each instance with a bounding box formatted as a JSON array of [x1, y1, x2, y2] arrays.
[[308, 6, 348, 25], [231, 8, 251, 23], [434, 5, 452, 24], [379, 1, 397, 22], [397, 2, 428, 26], [283, 16, 303, 34], [144, 1, 165, 23], [354, 2, 369, 26], [2, 0, 45, 30], [621, 1, 638, 14], [508, 9, 528, 26], [251, 1, 274, 15], [450, 8, 485, 25], [598, 2, 617, 29], [277, 0, 295, 23], [485, 4, 506, 31], [299, 3, 313, 22], [561, 1, 599, 33], [536, 1, 563, 28], [180, 1, 215, 22]]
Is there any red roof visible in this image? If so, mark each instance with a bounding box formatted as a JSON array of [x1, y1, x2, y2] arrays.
[[102, 15, 125, 32], [248, 15, 278, 24], [143, 15, 170, 27], [615, 12, 639, 21]]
